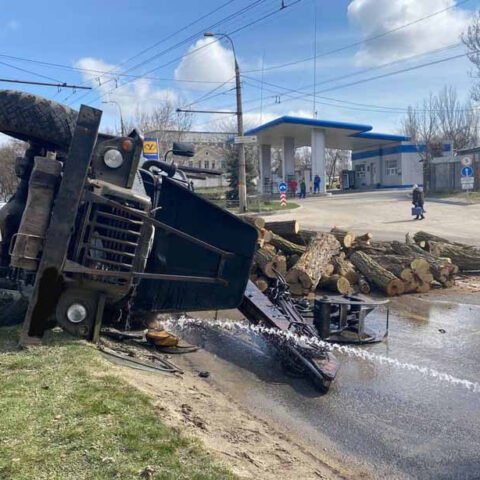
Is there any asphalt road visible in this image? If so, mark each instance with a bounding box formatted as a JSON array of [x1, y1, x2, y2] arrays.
[[180, 290, 480, 480], [264, 190, 480, 245]]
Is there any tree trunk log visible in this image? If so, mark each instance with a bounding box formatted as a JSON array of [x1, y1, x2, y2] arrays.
[[254, 248, 280, 279], [414, 231, 478, 251], [285, 233, 341, 290], [318, 274, 351, 295], [330, 227, 356, 248], [268, 232, 306, 256], [427, 241, 480, 271], [332, 255, 359, 284], [371, 255, 414, 282], [357, 275, 371, 294], [287, 253, 300, 270], [255, 276, 269, 292], [350, 251, 405, 296], [356, 232, 373, 243], [390, 242, 456, 285], [282, 229, 320, 246], [264, 220, 299, 236], [243, 215, 265, 230]]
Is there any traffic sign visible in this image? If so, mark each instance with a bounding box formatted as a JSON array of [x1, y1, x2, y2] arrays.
[[143, 137, 159, 160], [234, 135, 257, 144], [461, 177, 474, 191], [461, 156, 473, 167], [280, 192, 287, 207], [461, 166, 473, 177], [278, 182, 288, 193]]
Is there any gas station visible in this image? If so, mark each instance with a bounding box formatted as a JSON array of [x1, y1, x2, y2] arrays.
[[244, 116, 433, 193]]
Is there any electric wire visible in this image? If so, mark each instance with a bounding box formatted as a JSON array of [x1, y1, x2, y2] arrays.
[[67, 0, 272, 104], [243, 0, 472, 73], [84, 0, 304, 107]]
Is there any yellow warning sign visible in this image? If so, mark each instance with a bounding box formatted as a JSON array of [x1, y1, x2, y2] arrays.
[[143, 140, 158, 155]]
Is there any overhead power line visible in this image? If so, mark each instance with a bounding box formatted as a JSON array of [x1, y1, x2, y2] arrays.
[[204, 50, 478, 116], [0, 54, 244, 84], [243, 0, 472, 73], [0, 78, 91, 90], [85, 0, 304, 107], [67, 0, 271, 105]]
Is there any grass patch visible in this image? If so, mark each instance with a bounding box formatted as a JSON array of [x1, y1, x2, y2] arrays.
[[0, 327, 233, 480]]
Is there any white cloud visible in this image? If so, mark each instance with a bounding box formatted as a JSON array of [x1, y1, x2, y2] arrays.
[[347, 0, 469, 66], [75, 57, 177, 120], [174, 37, 235, 89]]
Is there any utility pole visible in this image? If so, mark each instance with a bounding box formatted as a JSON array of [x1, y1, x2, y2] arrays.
[[204, 32, 247, 212]]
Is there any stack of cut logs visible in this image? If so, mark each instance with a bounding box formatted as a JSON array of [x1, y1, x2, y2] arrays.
[[244, 217, 471, 297]]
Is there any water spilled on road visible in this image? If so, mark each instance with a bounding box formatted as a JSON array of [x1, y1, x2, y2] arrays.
[[164, 316, 480, 394]]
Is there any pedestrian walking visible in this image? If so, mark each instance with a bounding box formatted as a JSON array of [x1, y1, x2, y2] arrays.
[[289, 178, 298, 197], [300, 179, 307, 199], [412, 184, 425, 220], [313, 174, 321, 194]]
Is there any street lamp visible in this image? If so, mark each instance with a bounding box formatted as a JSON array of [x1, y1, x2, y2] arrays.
[[102, 100, 125, 136], [204, 32, 247, 212]]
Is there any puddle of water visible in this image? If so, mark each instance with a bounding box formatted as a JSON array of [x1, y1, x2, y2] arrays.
[[164, 316, 480, 394]]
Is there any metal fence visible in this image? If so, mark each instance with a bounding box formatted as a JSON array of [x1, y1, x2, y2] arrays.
[[430, 157, 480, 193]]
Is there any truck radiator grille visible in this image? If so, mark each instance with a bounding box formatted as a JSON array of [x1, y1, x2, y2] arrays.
[[78, 194, 148, 285]]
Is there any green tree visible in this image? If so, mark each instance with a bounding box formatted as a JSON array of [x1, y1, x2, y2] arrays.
[[224, 144, 258, 200]]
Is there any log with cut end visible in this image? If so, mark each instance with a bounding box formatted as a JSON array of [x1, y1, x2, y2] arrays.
[[254, 248, 286, 278], [282, 229, 320, 246], [268, 232, 306, 256], [264, 220, 299, 236], [371, 255, 414, 283], [318, 274, 351, 295], [243, 215, 265, 230], [390, 241, 457, 286], [414, 231, 479, 251], [285, 233, 341, 291], [350, 251, 405, 296], [357, 275, 371, 294], [356, 232, 373, 243], [332, 255, 359, 284], [255, 276, 270, 293], [261, 228, 273, 244], [427, 241, 480, 271], [330, 227, 356, 248]]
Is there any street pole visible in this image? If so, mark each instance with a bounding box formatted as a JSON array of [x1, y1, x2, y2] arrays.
[[235, 57, 247, 213], [102, 100, 125, 136], [204, 32, 247, 212]]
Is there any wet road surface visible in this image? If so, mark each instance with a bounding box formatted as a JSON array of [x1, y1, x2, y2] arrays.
[[179, 293, 480, 480]]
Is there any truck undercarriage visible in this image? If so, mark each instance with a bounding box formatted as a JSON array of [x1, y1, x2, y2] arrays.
[[0, 90, 339, 392]]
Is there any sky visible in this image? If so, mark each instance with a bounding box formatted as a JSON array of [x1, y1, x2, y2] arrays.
[[0, 0, 479, 140]]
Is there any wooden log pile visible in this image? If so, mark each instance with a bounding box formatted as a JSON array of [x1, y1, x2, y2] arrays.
[[243, 216, 468, 298]]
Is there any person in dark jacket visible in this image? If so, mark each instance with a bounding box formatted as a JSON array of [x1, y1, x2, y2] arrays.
[[300, 179, 307, 198], [412, 184, 425, 220]]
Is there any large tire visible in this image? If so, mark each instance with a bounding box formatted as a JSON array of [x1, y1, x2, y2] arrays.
[[0, 90, 78, 151]]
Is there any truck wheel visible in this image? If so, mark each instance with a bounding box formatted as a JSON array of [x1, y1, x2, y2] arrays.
[[0, 90, 78, 151]]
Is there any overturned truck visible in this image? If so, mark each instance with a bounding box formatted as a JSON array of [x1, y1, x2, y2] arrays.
[[0, 90, 338, 392]]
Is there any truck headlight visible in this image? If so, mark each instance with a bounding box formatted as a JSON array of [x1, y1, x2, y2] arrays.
[[66, 303, 88, 323], [104, 149, 124, 169]]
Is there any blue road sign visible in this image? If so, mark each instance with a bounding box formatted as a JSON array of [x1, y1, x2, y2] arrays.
[[278, 182, 288, 193], [461, 166, 473, 177]]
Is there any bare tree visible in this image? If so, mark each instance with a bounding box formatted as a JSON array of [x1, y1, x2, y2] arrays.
[[463, 12, 480, 101], [325, 149, 351, 186], [400, 87, 479, 192], [0, 139, 26, 201], [435, 86, 479, 150], [122, 95, 194, 155]]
